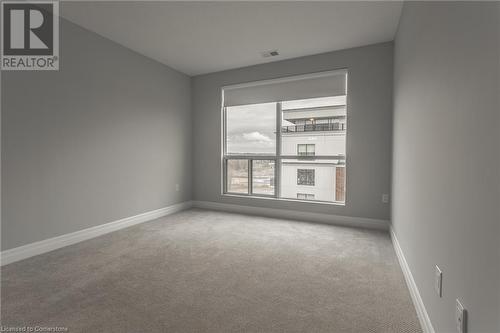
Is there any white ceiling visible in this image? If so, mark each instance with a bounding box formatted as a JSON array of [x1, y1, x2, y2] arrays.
[[61, 1, 403, 76]]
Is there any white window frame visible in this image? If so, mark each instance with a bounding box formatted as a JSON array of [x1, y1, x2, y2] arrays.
[[220, 69, 348, 205]]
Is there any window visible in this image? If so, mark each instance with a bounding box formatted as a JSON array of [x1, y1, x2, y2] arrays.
[[226, 159, 248, 194], [297, 169, 315, 186], [297, 193, 315, 200], [222, 70, 347, 204], [297, 144, 315, 156], [252, 160, 275, 195]]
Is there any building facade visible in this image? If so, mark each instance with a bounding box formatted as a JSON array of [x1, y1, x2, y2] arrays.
[[280, 100, 346, 203]]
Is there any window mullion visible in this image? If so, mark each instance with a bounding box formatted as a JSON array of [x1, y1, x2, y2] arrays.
[[275, 102, 282, 198], [222, 107, 227, 156], [223, 158, 227, 193], [222, 107, 227, 195], [248, 159, 252, 195]]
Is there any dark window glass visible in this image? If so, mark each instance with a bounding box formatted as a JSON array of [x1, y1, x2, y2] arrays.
[[297, 169, 315, 186]]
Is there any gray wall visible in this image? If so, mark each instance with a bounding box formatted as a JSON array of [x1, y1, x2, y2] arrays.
[[1, 19, 192, 250], [192, 42, 394, 220], [392, 2, 500, 332]]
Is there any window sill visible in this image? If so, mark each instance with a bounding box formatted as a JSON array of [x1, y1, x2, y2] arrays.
[[221, 193, 346, 206]]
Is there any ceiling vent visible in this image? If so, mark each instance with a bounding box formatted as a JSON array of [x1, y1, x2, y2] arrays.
[[261, 50, 279, 58]]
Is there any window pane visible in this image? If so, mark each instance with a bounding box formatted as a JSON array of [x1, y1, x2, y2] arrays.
[[226, 159, 248, 194], [226, 102, 276, 154], [280, 158, 345, 203], [252, 160, 275, 195], [281, 96, 346, 157]]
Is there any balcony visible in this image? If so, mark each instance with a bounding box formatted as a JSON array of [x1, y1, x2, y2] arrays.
[[281, 123, 346, 133]]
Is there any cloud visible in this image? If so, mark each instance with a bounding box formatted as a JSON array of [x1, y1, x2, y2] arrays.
[[227, 131, 276, 153], [242, 131, 272, 143]]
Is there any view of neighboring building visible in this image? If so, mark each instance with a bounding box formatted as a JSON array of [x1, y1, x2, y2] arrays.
[[223, 91, 346, 204], [280, 96, 346, 203]]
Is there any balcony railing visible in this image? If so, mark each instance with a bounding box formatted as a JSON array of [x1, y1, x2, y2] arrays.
[[281, 123, 346, 133]]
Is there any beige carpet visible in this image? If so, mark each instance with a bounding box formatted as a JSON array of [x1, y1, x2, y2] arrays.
[[2, 209, 421, 332]]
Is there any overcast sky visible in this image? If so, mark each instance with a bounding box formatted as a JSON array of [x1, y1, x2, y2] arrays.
[[226, 103, 276, 154]]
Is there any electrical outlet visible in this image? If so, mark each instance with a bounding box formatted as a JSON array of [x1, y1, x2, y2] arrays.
[[175, 184, 180, 192], [435, 265, 442, 297], [382, 194, 389, 203], [456, 299, 466, 333]]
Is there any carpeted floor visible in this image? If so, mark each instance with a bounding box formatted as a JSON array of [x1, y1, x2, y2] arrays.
[[2, 209, 422, 332]]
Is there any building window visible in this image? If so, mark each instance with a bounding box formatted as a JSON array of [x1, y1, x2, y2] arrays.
[[222, 70, 347, 204], [297, 193, 315, 200], [297, 169, 315, 186], [297, 144, 315, 156]]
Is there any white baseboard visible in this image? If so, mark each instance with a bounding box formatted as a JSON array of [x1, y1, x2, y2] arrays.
[[192, 200, 389, 230], [390, 227, 435, 333], [1, 201, 193, 266]]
